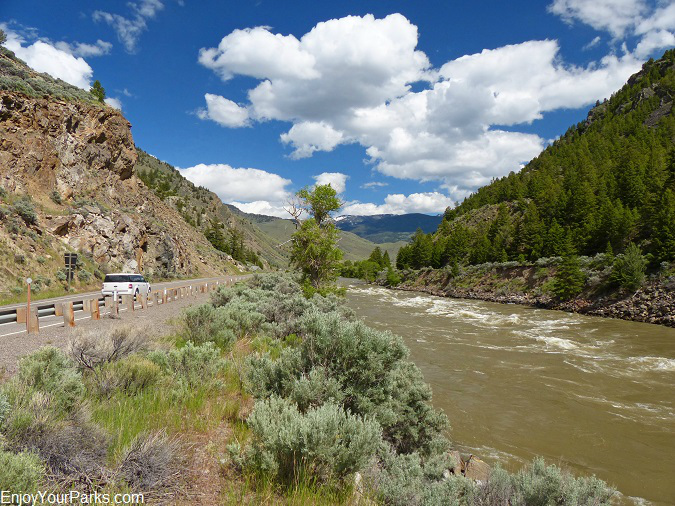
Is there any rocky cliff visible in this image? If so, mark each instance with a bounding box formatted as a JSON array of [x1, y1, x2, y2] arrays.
[[0, 89, 238, 295]]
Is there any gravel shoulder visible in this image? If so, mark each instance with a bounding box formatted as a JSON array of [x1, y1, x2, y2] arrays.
[[0, 289, 214, 376]]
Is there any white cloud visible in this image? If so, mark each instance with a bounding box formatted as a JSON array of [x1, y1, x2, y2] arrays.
[[197, 94, 249, 128], [583, 36, 602, 50], [548, 0, 648, 37], [2, 27, 94, 89], [198, 13, 649, 199], [280, 122, 346, 158], [362, 182, 389, 189], [549, 0, 675, 57], [104, 97, 123, 110], [54, 39, 112, 58], [230, 201, 290, 218], [94, 0, 164, 52], [179, 163, 292, 204], [341, 192, 453, 216], [313, 172, 348, 193], [634, 29, 675, 58]]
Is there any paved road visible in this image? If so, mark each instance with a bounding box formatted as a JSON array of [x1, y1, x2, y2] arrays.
[[0, 275, 246, 338]]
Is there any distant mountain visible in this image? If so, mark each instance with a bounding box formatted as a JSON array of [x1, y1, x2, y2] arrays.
[[335, 214, 443, 243]]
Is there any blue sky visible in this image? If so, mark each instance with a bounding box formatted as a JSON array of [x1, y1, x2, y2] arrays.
[[1, 0, 674, 216]]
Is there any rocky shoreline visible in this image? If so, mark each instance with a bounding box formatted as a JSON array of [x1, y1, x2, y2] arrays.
[[386, 269, 675, 328]]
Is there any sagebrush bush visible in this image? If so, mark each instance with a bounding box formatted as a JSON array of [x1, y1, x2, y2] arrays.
[[148, 341, 224, 388], [0, 449, 44, 493], [235, 397, 381, 484], [1, 391, 108, 481], [94, 355, 162, 397], [13, 347, 84, 413], [12, 198, 37, 225], [247, 309, 448, 455], [69, 326, 151, 371], [180, 304, 236, 348], [610, 242, 647, 291], [117, 430, 181, 491]]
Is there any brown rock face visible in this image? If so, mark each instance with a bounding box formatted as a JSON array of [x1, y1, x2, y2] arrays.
[[0, 91, 234, 290]]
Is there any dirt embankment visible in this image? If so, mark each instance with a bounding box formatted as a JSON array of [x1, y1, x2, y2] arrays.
[[390, 265, 675, 327]]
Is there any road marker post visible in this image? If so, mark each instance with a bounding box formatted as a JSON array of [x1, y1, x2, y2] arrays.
[[25, 277, 32, 333]]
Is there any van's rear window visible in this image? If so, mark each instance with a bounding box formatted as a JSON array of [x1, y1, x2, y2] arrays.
[[104, 275, 131, 283]]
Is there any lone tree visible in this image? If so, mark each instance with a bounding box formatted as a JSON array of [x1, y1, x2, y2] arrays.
[[289, 184, 343, 295], [90, 80, 106, 103]]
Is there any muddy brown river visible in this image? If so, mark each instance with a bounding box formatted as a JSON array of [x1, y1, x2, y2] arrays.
[[344, 281, 675, 505]]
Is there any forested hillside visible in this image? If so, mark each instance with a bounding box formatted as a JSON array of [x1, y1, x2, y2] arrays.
[[397, 49, 675, 270]]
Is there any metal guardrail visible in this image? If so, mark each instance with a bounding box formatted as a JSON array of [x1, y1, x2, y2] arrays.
[[0, 277, 239, 333]]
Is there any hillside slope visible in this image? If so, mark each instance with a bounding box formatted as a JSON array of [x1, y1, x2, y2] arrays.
[[398, 49, 674, 270], [135, 150, 287, 268], [0, 47, 241, 296], [253, 217, 405, 262]]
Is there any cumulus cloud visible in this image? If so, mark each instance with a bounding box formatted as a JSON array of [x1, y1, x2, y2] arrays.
[[341, 192, 453, 216], [94, 0, 164, 52], [104, 97, 123, 110], [549, 0, 675, 57], [198, 14, 647, 201], [197, 94, 249, 127], [280, 122, 346, 158], [313, 172, 348, 193], [1, 26, 94, 89], [548, 0, 648, 37], [229, 201, 290, 218], [179, 163, 292, 205]]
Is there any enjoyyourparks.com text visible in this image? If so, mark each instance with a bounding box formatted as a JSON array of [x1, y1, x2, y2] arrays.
[[1, 491, 144, 505]]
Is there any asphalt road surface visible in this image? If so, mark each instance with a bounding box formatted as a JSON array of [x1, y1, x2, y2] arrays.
[[0, 275, 243, 338]]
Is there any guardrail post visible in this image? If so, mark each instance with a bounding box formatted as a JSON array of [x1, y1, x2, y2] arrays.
[[140, 294, 147, 309], [16, 307, 26, 324], [162, 290, 167, 304], [153, 291, 159, 307], [122, 294, 133, 312], [82, 299, 90, 312], [64, 302, 75, 327], [91, 298, 100, 320], [27, 309, 39, 334], [55, 303, 63, 316]]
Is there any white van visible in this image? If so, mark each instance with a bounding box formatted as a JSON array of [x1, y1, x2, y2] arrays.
[[101, 273, 151, 298]]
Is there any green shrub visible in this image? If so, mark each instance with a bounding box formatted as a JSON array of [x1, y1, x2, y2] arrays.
[[95, 355, 162, 397], [180, 304, 236, 349], [234, 397, 381, 484], [50, 190, 62, 205], [610, 242, 647, 291], [12, 198, 37, 225], [77, 269, 92, 283], [248, 310, 448, 455], [13, 347, 84, 413], [386, 268, 402, 287], [148, 341, 224, 388], [0, 449, 44, 493]]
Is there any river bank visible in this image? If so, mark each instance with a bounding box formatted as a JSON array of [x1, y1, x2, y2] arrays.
[[386, 262, 675, 327]]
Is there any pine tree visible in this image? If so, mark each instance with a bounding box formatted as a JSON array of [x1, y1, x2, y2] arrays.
[[90, 80, 106, 103], [552, 236, 585, 300]]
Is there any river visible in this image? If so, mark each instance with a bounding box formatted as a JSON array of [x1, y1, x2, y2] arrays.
[[344, 281, 675, 505]]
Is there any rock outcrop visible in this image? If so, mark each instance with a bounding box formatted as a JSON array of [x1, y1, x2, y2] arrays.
[[0, 91, 237, 293]]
